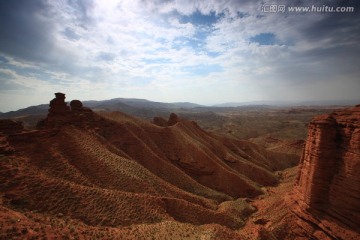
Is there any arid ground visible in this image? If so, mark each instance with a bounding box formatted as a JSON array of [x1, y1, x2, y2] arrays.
[[0, 100, 358, 239]]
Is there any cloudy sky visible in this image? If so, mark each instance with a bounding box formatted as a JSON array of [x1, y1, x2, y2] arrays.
[[0, 0, 359, 111]]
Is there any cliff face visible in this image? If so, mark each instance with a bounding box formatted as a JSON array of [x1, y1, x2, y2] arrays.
[[294, 105, 360, 238]]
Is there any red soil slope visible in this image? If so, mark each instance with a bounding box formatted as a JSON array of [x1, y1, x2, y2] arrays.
[[0, 95, 300, 239]]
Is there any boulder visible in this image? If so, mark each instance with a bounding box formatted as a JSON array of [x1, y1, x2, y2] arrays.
[[70, 100, 83, 111]]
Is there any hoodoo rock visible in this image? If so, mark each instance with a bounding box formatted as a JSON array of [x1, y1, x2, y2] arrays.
[[48, 92, 70, 116], [40, 93, 93, 128], [293, 105, 360, 239]]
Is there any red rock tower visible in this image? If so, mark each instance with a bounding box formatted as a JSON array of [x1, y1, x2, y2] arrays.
[[48, 92, 70, 116], [294, 105, 360, 238]]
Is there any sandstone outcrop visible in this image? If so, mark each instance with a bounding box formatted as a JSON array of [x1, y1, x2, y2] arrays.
[[167, 113, 180, 126], [70, 100, 83, 110], [70, 100, 93, 113], [40, 93, 93, 128], [48, 92, 70, 116], [293, 105, 360, 238]]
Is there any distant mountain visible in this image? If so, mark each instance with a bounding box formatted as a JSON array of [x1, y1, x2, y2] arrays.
[[85, 98, 203, 110], [1, 97, 358, 121], [0, 98, 204, 121], [213, 101, 291, 107], [0, 104, 49, 118], [213, 99, 360, 107], [296, 99, 360, 106]]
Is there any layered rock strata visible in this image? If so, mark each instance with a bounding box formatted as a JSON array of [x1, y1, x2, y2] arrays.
[[294, 105, 360, 238]]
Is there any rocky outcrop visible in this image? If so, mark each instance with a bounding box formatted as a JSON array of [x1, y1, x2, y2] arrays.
[[293, 105, 360, 238], [70, 100, 83, 110], [48, 92, 70, 116], [39, 93, 93, 128], [70, 100, 93, 113], [167, 113, 180, 126], [0, 119, 23, 135], [153, 113, 181, 127]]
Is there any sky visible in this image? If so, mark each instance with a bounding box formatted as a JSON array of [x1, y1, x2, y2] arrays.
[[0, 0, 359, 112]]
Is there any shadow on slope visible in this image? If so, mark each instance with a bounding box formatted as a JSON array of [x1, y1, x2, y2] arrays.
[[0, 108, 299, 233]]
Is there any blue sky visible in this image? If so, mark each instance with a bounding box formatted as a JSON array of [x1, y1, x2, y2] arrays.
[[0, 0, 359, 111]]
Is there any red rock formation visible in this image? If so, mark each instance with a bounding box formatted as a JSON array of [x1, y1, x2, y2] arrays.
[[70, 100, 92, 114], [0, 94, 302, 239], [153, 113, 185, 127], [48, 92, 70, 116], [41, 93, 93, 128], [70, 100, 83, 110], [293, 105, 360, 238], [167, 113, 180, 126]]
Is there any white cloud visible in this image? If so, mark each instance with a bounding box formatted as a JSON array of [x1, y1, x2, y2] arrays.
[[0, 0, 359, 111]]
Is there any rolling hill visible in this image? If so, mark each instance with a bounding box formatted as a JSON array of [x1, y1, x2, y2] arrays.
[[0, 95, 299, 239]]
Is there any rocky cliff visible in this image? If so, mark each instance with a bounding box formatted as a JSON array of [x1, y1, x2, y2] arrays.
[[293, 105, 360, 239]]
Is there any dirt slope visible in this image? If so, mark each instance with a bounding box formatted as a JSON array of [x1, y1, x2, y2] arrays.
[[0, 103, 300, 239]]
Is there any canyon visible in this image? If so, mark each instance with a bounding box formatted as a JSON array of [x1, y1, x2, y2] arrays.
[[0, 93, 359, 239]]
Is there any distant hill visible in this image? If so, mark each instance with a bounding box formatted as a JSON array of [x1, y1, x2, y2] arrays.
[[0, 98, 204, 120], [213, 101, 287, 107], [213, 99, 360, 107], [2, 97, 358, 120], [84, 98, 203, 111], [0, 104, 49, 118]]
